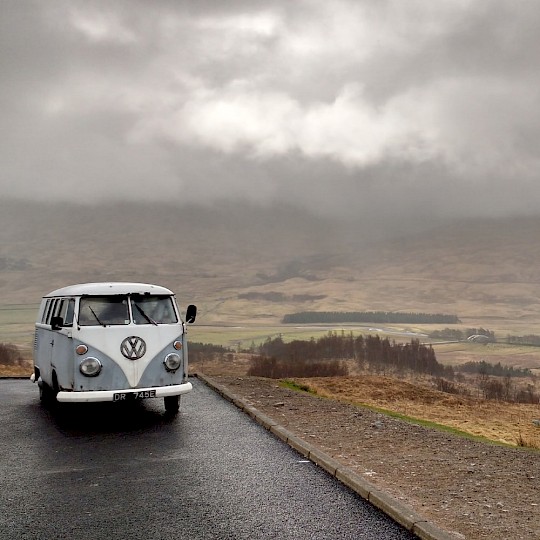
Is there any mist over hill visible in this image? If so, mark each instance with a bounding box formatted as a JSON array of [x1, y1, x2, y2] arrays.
[[2, 199, 540, 326]]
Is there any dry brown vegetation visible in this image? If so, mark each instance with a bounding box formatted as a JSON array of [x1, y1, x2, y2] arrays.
[[191, 353, 540, 449], [0, 342, 32, 376], [300, 375, 540, 449], [0, 363, 32, 377]]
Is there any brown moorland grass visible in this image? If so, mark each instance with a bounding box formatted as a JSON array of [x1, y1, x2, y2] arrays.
[[0, 362, 32, 377], [297, 375, 540, 448]]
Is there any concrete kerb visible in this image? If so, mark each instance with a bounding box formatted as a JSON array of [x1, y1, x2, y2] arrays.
[[412, 521, 463, 540], [194, 373, 456, 540], [269, 424, 290, 443], [308, 447, 344, 477], [244, 408, 279, 430], [285, 433, 319, 458], [335, 467, 371, 500], [368, 488, 421, 531]]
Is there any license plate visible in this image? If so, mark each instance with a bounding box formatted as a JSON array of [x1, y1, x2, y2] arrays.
[[113, 389, 156, 402]]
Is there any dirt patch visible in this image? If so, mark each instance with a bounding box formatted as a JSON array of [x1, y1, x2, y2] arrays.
[[208, 375, 540, 540]]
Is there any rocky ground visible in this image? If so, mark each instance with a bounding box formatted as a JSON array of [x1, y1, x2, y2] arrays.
[[208, 375, 540, 540]]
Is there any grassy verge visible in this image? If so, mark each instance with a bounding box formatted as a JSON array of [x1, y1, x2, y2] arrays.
[[280, 379, 317, 394], [0, 304, 37, 352]]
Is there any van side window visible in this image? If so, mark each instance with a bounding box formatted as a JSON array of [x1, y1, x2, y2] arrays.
[[46, 299, 58, 324], [64, 298, 75, 326], [56, 298, 75, 327], [54, 299, 65, 320], [41, 299, 52, 323]]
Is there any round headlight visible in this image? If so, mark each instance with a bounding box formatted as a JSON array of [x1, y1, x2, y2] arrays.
[[164, 353, 181, 372], [79, 357, 102, 377]]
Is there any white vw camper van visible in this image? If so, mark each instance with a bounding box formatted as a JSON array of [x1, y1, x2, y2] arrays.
[[31, 282, 197, 414]]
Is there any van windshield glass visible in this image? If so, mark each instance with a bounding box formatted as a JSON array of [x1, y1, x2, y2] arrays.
[[131, 295, 177, 325], [79, 297, 129, 326], [78, 295, 177, 326]]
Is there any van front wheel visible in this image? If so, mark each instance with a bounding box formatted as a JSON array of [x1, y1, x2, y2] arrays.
[[39, 380, 57, 407], [164, 395, 180, 414]]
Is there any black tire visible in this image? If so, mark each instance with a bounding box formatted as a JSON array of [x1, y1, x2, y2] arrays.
[[38, 380, 57, 408], [164, 395, 180, 414]]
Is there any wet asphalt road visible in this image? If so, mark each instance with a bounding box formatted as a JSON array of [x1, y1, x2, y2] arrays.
[[0, 378, 416, 540]]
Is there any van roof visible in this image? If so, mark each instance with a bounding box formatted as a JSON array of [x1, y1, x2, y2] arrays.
[[44, 282, 174, 298]]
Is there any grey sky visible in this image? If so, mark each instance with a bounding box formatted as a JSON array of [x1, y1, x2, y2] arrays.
[[2, 0, 540, 223]]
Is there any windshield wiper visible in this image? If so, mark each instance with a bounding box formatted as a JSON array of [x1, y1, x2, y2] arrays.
[[89, 307, 106, 327], [134, 304, 158, 325]]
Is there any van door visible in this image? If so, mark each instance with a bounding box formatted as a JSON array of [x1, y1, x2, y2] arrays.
[[49, 298, 76, 391], [35, 298, 56, 386]]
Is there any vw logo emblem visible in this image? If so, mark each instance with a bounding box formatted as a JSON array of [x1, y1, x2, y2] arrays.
[[121, 336, 147, 360]]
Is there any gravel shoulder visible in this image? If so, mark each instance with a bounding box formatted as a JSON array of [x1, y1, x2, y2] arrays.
[[208, 375, 540, 540]]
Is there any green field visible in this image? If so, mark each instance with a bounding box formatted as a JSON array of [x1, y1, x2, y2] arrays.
[[2, 301, 540, 374], [189, 324, 374, 350], [0, 304, 37, 353], [0, 303, 422, 350]]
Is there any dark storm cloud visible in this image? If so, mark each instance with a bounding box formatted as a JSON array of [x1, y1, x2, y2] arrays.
[[2, 0, 540, 223]]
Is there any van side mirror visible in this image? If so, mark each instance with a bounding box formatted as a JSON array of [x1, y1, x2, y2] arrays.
[[51, 316, 64, 330], [185, 305, 197, 324]]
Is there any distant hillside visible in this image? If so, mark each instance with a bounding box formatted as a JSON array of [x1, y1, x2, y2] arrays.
[[0, 200, 344, 311], [2, 200, 540, 327]]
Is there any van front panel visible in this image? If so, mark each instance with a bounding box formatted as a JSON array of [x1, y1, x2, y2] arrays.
[[72, 325, 186, 391]]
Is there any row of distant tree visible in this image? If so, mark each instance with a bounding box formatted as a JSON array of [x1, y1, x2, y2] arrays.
[[282, 311, 461, 324], [190, 332, 536, 381], [506, 334, 540, 346], [248, 333, 450, 378], [187, 335, 540, 403], [457, 360, 532, 378], [429, 327, 496, 342], [189, 342, 232, 364]]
